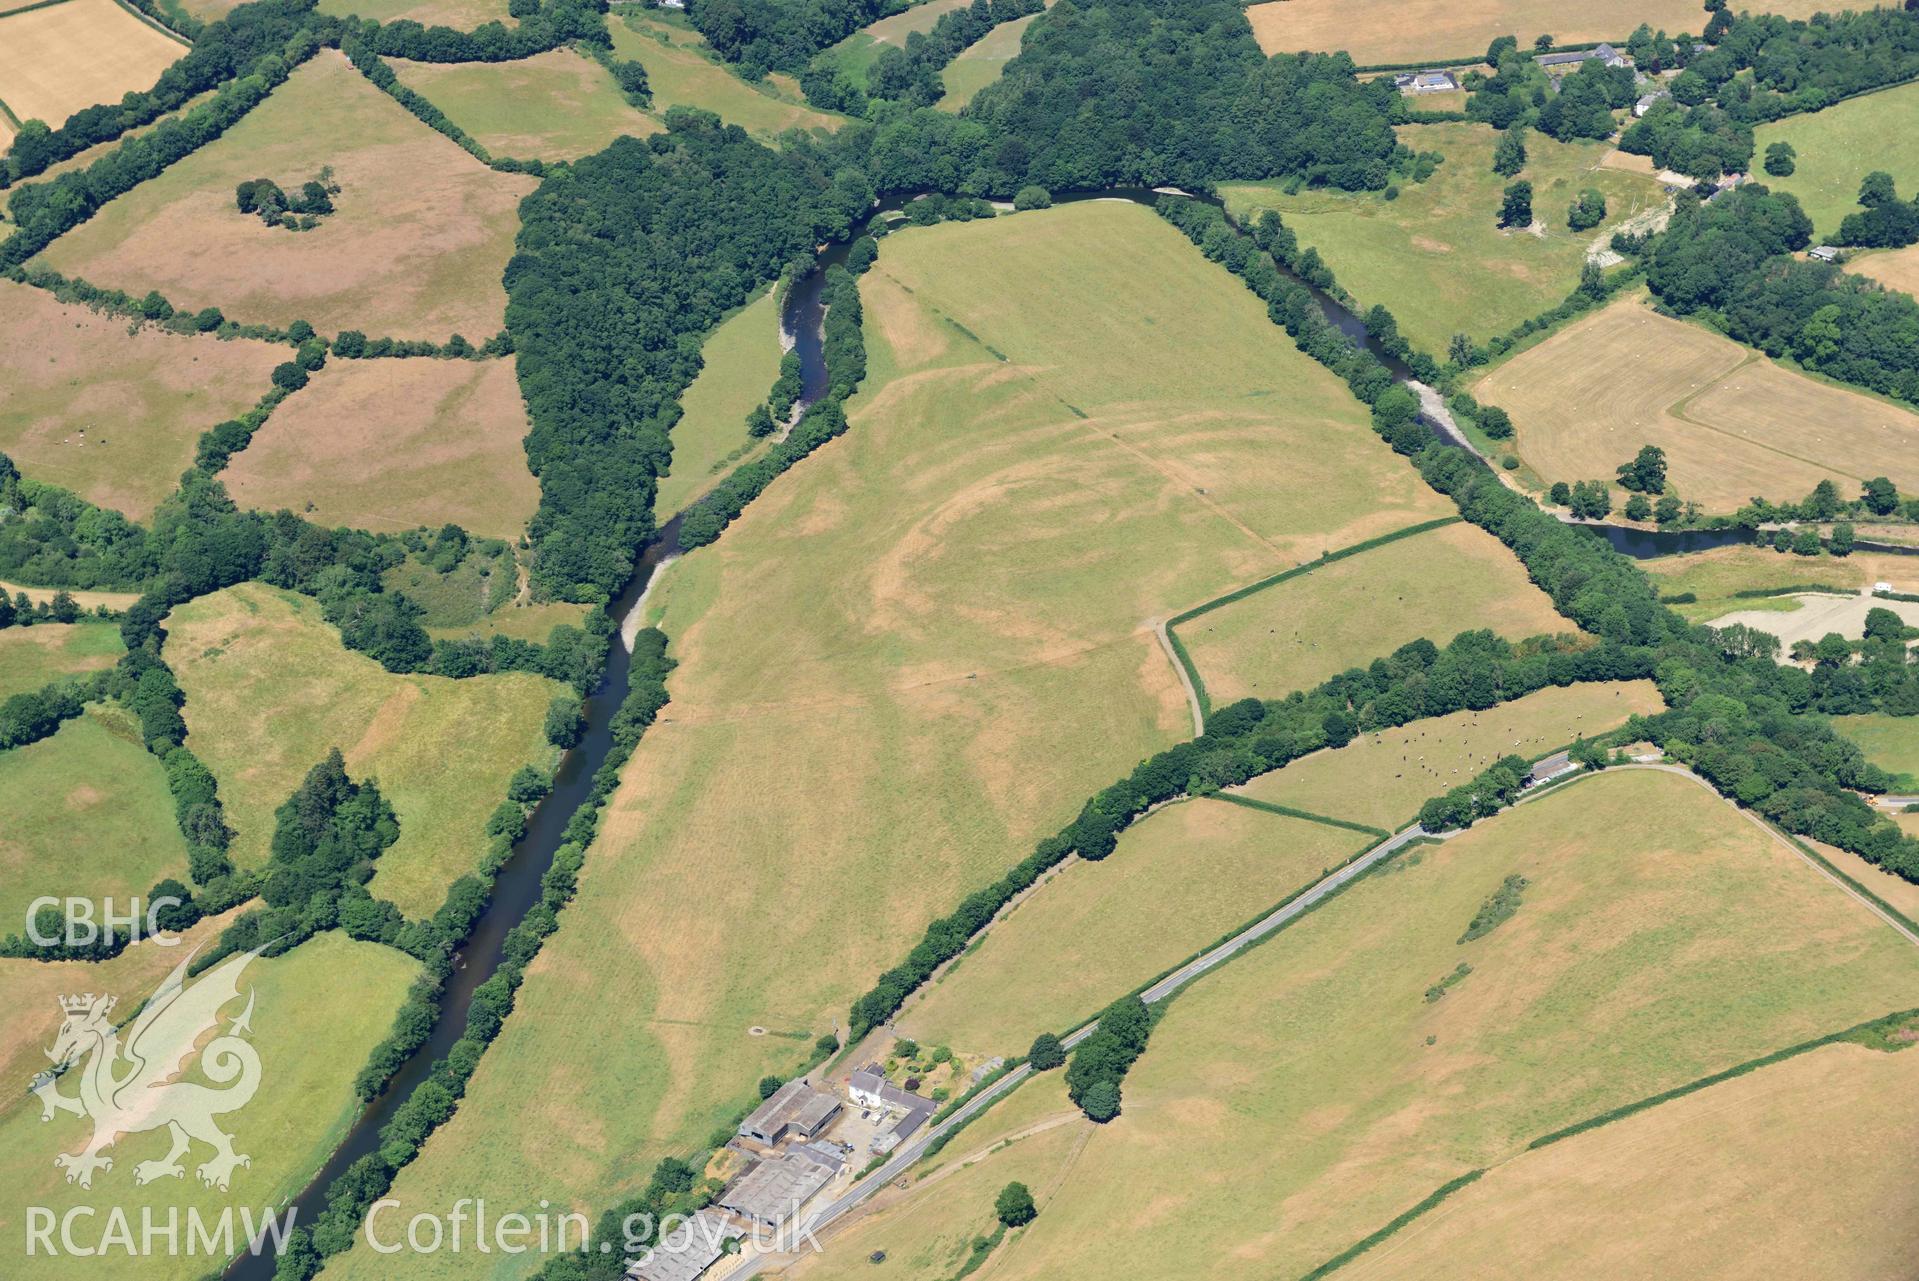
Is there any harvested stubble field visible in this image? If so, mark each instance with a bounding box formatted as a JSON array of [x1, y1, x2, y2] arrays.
[[984, 769, 1919, 1281], [1477, 294, 1919, 512], [1177, 520, 1569, 705], [313, 0, 511, 25], [1220, 123, 1664, 354], [1809, 839, 1919, 924], [0, 0, 185, 131], [0, 932, 420, 1281], [898, 798, 1371, 1058], [390, 48, 658, 160], [0, 279, 284, 519], [221, 355, 540, 539], [38, 51, 536, 341], [1245, 0, 1844, 64], [1753, 79, 1919, 239], [323, 201, 1454, 1281], [778, 1077, 1093, 1281], [611, 13, 845, 139], [1339, 1040, 1919, 1281], [1854, 242, 1919, 299], [0, 619, 122, 700], [164, 583, 560, 917], [654, 285, 782, 521], [0, 580, 140, 609], [938, 12, 1039, 109], [1236, 680, 1663, 832], [0, 704, 189, 934]]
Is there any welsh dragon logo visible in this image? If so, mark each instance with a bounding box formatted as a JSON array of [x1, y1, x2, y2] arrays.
[[33, 945, 265, 1191]]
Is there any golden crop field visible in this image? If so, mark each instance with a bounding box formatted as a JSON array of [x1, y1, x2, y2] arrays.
[[899, 798, 1371, 1058], [0, 932, 420, 1281], [986, 769, 1919, 1281], [1853, 242, 1919, 299], [222, 355, 539, 539], [165, 583, 560, 917], [0, 278, 284, 519], [322, 201, 1453, 1281], [389, 49, 658, 160], [1340, 1040, 1919, 1280], [1177, 520, 1570, 705], [1246, 0, 1850, 64], [1237, 680, 1663, 832], [1477, 294, 1919, 512], [313, 0, 511, 25], [0, 0, 185, 130], [39, 51, 536, 341]]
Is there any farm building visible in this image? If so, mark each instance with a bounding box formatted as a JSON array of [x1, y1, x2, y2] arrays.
[[1810, 245, 1841, 262], [1393, 69, 1459, 94], [737, 1080, 841, 1146], [626, 1208, 731, 1281], [848, 1064, 938, 1150], [1634, 90, 1670, 117], [718, 1150, 837, 1227], [1536, 43, 1628, 70]]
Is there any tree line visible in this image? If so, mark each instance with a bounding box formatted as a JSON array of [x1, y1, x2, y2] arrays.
[[801, 0, 1042, 112]]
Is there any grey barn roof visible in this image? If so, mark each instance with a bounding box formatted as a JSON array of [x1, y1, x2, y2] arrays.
[[719, 1151, 836, 1227], [738, 1079, 840, 1142], [626, 1209, 730, 1281]]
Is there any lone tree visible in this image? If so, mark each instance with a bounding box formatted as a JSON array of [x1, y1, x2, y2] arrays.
[[1616, 444, 1667, 493], [1861, 171, 1899, 209], [1027, 1031, 1064, 1071], [1499, 180, 1534, 228], [1477, 405, 1514, 439], [995, 1182, 1038, 1228], [1764, 141, 1797, 176], [1493, 127, 1528, 177], [1863, 476, 1899, 515], [1567, 188, 1608, 231]]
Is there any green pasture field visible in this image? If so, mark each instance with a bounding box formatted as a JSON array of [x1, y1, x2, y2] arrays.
[[988, 769, 1919, 1281], [1831, 714, 1919, 790], [0, 704, 188, 933], [611, 12, 846, 139], [1176, 519, 1569, 706], [388, 48, 657, 160], [0, 278, 283, 520], [1236, 679, 1663, 832], [320, 200, 1455, 1281], [899, 797, 1370, 1057], [164, 583, 560, 918], [815, 0, 972, 89], [0, 620, 122, 700], [1637, 544, 1918, 622], [1220, 122, 1665, 354], [655, 284, 783, 521], [937, 11, 1039, 108], [0, 932, 420, 1281], [1754, 79, 1919, 240], [38, 50, 536, 342]]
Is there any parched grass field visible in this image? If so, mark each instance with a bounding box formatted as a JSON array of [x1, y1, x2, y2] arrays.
[[0, 704, 189, 936], [1245, 0, 1845, 64], [779, 1077, 1093, 1281], [323, 201, 1453, 1281], [1177, 520, 1569, 705], [427, 598, 589, 644], [655, 285, 782, 522], [39, 51, 536, 341], [1637, 544, 1919, 623], [611, 13, 846, 139], [0, 0, 185, 131], [1237, 680, 1663, 831], [0, 909, 237, 1121], [938, 12, 1039, 109], [0, 620, 122, 700], [165, 583, 560, 918], [1220, 122, 1665, 354], [1754, 79, 1919, 239], [1476, 294, 1919, 512], [987, 769, 1919, 1281], [1341, 1041, 1919, 1280], [390, 49, 657, 160], [221, 355, 539, 539], [899, 799, 1371, 1058], [1809, 839, 1919, 925], [0, 279, 283, 519], [0, 932, 420, 1281], [313, 0, 510, 25], [1855, 242, 1919, 299]]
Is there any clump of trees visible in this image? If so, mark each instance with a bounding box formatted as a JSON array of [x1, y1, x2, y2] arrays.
[[1836, 171, 1919, 250], [1065, 995, 1153, 1122], [804, 0, 1042, 111], [1567, 188, 1607, 231], [1615, 444, 1667, 494], [235, 167, 339, 230], [1499, 180, 1533, 228]]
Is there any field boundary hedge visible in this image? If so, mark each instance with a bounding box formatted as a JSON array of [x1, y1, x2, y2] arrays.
[[109, 0, 192, 44], [0, 0, 77, 20], [1208, 791, 1388, 837]]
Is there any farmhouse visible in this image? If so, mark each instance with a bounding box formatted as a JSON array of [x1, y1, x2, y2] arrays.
[[625, 1208, 731, 1281], [847, 1063, 939, 1150], [718, 1149, 838, 1227], [1536, 43, 1628, 71], [1634, 90, 1670, 117], [1393, 69, 1459, 94], [737, 1079, 842, 1146]]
